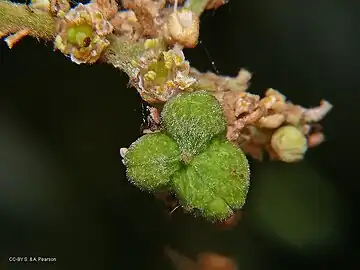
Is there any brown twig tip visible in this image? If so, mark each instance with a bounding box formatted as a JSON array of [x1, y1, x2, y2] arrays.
[[4, 28, 30, 48]]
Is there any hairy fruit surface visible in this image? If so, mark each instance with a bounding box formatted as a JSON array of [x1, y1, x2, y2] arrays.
[[161, 91, 227, 163], [123, 91, 250, 221]]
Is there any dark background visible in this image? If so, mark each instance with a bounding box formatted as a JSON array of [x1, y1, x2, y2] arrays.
[[0, 0, 359, 269]]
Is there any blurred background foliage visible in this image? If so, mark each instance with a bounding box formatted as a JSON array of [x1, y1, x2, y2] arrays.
[[0, 0, 359, 269]]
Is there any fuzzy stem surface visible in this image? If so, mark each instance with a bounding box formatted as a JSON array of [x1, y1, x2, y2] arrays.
[[0, 0, 56, 40]]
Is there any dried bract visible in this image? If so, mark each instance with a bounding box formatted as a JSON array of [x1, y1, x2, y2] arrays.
[[91, 0, 118, 20], [130, 3, 158, 36], [190, 68, 252, 93], [303, 100, 333, 122], [122, 0, 166, 17], [110, 10, 142, 40], [222, 91, 266, 140], [220, 87, 332, 162], [163, 8, 199, 48], [120, 0, 168, 38]]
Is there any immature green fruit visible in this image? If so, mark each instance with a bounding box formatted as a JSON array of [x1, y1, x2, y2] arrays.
[[124, 133, 181, 191], [122, 91, 251, 221], [161, 91, 227, 163], [171, 137, 250, 221]]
